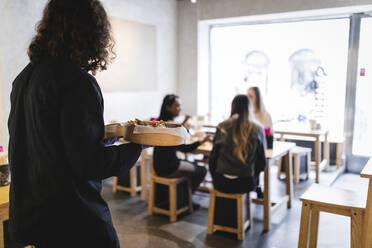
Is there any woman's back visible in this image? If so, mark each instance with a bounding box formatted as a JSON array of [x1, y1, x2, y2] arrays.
[[211, 117, 266, 178]]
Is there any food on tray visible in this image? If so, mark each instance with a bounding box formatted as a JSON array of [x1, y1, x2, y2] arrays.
[[104, 119, 188, 146], [127, 118, 182, 128]]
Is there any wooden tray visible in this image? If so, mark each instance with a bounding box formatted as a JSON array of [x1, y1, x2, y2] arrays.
[[105, 123, 185, 146], [104, 123, 125, 138]]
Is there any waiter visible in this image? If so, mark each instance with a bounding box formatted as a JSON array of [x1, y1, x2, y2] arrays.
[[8, 0, 143, 247]]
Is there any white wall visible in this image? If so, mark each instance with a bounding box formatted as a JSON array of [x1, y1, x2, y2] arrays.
[[177, 1, 198, 115], [0, 0, 178, 146], [177, 0, 372, 115], [100, 0, 178, 122], [0, 0, 48, 148]]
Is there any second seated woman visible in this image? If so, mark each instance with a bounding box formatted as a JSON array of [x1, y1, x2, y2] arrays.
[[247, 86, 273, 133], [209, 95, 267, 194], [153, 94, 210, 202]]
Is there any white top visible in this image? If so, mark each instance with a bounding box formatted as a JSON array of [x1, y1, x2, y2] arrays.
[[253, 110, 273, 133]]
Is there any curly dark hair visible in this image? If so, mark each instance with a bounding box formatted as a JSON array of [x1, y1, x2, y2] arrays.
[[28, 0, 115, 74]]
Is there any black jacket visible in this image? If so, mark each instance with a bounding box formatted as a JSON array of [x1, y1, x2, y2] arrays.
[[209, 117, 267, 178], [8, 58, 142, 247], [153, 142, 200, 176]]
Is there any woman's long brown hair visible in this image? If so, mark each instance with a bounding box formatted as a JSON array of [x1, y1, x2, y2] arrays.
[[231, 95, 253, 163]]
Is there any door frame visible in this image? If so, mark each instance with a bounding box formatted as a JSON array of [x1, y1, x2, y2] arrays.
[[344, 13, 372, 173]]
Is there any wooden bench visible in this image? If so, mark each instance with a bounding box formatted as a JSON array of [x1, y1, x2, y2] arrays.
[[298, 157, 372, 247], [147, 159, 193, 222], [207, 188, 252, 240], [298, 184, 365, 247]]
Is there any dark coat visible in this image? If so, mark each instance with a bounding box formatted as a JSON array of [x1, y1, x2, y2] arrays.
[[8, 58, 142, 247], [209, 117, 267, 181]]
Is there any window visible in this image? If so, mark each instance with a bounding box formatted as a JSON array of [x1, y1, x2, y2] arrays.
[[208, 18, 350, 139]]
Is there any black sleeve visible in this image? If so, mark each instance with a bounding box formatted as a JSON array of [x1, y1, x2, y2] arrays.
[[208, 128, 222, 176], [60, 75, 142, 180], [176, 141, 201, 153], [255, 126, 267, 176]]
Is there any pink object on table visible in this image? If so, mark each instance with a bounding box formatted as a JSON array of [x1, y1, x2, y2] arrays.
[[149, 117, 158, 121], [264, 126, 271, 136], [0, 146, 3, 152]]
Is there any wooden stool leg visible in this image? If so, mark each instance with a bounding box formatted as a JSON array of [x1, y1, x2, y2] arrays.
[[169, 183, 177, 222], [293, 154, 299, 184], [112, 176, 118, 193], [187, 179, 193, 213], [285, 151, 293, 209], [207, 190, 216, 234], [247, 194, 252, 228], [309, 208, 319, 248], [307, 151, 311, 180], [237, 196, 244, 240], [148, 179, 155, 216], [351, 210, 363, 248], [298, 201, 311, 248], [130, 167, 137, 197], [277, 158, 283, 179], [140, 152, 147, 201], [315, 138, 320, 184]]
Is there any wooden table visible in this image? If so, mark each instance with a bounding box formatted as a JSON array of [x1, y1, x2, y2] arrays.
[[193, 141, 295, 231], [0, 185, 9, 248], [360, 157, 372, 247], [274, 124, 329, 183]]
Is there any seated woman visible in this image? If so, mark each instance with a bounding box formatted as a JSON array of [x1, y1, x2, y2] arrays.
[[247, 86, 273, 133], [153, 94, 210, 196], [209, 95, 267, 194]]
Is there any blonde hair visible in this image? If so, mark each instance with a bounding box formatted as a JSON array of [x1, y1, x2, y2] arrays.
[[230, 95, 254, 163]]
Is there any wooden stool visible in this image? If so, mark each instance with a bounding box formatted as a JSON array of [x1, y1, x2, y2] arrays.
[[298, 183, 365, 248], [148, 161, 193, 222], [278, 146, 312, 184], [112, 162, 141, 197], [207, 188, 252, 240]]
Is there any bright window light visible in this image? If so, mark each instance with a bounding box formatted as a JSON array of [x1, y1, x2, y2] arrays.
[[208, 18, 350, 139]]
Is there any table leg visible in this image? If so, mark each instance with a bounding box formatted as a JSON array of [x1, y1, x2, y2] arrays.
[[284, 151, 293, 208], [315, 138, 320, 184], [323, 133, 329, 171], [263, 160, 271, 231]]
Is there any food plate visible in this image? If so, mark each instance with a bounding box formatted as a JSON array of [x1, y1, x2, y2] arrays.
[[104, 119, 189, 146]]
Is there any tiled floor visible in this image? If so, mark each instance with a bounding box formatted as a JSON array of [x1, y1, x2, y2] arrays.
[[103, 165, 368, 248]]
